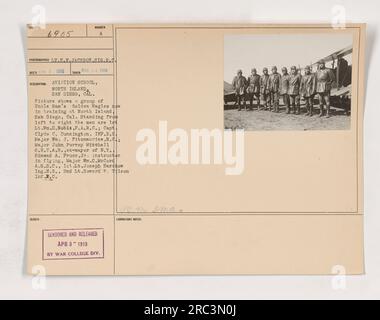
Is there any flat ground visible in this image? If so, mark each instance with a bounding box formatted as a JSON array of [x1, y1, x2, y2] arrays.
[[224, 103, 350, 131]]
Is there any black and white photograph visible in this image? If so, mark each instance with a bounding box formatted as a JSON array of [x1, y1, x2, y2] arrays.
[[224, 33, 353, 131]]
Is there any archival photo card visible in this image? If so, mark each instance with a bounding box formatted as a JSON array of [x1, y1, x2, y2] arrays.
[[26, 24, 365, 275]]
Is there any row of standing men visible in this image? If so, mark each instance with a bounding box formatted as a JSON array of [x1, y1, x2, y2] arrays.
[[231, 61, 336, 117]]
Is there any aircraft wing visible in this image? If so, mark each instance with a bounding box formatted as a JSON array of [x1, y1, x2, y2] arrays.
[[224, 81, 235, 95], [312, 45, 353, 65], [331, 84, 352, 97]]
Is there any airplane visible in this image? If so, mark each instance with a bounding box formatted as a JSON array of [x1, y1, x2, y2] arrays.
[[224, 45, 353, 114], [310, 45, 352, 114], [224, 81, 236, 106]]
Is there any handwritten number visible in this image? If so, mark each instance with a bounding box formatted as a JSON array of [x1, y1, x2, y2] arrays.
[[47, 30, 74, 38]]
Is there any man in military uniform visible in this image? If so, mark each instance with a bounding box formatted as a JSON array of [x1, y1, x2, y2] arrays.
[[280, 67, 290, 114], [247, 68, 261, 110], [300, 65, 317, 116], [269, 66, 281, 113], [260, 67, 270, 111], [316, 60, 335, 118], [288, 66, 302, 114], [232, 69, 247, 111]]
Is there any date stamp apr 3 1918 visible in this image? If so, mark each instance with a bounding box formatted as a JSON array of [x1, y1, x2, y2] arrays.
[[42, 228, 104, 260]]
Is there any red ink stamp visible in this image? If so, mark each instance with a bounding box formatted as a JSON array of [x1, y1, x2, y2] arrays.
[[42, 228, 104, 260]]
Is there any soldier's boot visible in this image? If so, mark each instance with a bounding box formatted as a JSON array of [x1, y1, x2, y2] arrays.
[[326, 105, 331, 118], [285, 102, 289, 113], [318, 105, 324, 117], [309, 105, 314, 116], [304, 104, 310, 116], [296, 106, 300, 115]]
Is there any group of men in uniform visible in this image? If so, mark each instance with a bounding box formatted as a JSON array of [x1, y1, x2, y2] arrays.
[[231, 61, 335, 118]]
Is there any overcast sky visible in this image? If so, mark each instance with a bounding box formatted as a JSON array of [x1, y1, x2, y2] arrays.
[[224, 33, 353, 83]]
